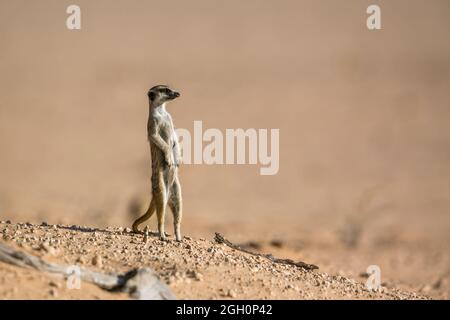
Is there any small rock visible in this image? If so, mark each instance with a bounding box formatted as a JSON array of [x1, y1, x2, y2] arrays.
[[421, 285, 432, 293], [49, 288, 58, 298], [226, 289, 236, 298], [76, 256, 87, 264], [433, 278, 444, 289], [193, 271, 203, 281], [270, 239, 284, 248], [92, 255, 103, 268], [41, 243, 57, 256], [49, 281, 61, 288]]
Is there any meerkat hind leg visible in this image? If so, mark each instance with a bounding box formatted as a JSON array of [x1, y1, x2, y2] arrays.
[[154, 186, 168, 241], [132, 198, 155, 233], [169, 179, 183, 241]]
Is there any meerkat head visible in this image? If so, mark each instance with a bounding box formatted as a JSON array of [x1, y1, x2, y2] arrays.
[[147, 85, 180, 107]]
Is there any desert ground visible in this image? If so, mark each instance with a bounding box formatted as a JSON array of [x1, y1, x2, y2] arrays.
[[0, 0, 449, 299]]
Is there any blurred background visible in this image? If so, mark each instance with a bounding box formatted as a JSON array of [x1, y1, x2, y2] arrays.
[[0, 0, 449, 298]]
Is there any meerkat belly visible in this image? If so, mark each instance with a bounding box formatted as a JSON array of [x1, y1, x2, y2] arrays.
[[149, 139, 176, 189], [160, 121, 177, 157]]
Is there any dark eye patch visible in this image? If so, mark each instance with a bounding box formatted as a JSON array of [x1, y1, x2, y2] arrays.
[[164, 88, 171, 95]]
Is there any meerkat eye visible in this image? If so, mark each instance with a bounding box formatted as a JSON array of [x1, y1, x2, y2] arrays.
[[164, 88, 171, 95]]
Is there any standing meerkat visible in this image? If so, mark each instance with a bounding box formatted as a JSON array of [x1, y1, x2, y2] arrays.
[[132, 85, 183, 241]]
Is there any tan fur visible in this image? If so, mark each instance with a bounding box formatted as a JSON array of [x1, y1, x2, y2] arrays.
[[132, 85, 183, 241]]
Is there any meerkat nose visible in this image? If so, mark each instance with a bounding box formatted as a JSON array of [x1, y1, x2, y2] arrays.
[[173, 91, 180, 98]]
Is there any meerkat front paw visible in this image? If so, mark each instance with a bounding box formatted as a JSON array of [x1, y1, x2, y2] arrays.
[[165, 155, 175, 167]]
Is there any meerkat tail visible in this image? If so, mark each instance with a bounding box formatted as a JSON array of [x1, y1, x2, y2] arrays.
[[132, 199, 155, 233]]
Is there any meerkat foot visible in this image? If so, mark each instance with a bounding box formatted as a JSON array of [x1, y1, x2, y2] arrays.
[[159, 233, 168, 241], [175, 229, 182, 242]]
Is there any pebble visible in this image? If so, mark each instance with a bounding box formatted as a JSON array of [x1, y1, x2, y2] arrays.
[[49, 281, 61, 288], [49, 288, 58, 298], [226, 289, 237, 298], [193, 271, 203, 281], [41, 243, 57, 256], [76, 256, 87, 264], [92, 255, 103, 268]]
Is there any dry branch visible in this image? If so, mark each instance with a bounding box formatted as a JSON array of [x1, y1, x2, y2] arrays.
[[214, 232, 319, 271], [0, 242, 175, 300]]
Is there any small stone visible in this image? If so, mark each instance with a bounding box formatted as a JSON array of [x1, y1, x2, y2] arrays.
[[76, 256, 87, 264], [270, 239, 284, 248], [49, 281, 61, 288], [92, 255, 103, 268], [193, 271, 203, 281], [421, 285, 432, 293], [226, 289, 236, 298], [433, 278, 445, 289], [49, 288, 58, 298], [41, 243, 57, 256]]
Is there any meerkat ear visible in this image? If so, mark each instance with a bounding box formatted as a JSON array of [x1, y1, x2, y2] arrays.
[[148, 91, 156, 101]]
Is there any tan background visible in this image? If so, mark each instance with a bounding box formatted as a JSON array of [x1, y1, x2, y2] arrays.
[[0, 0, 449, 298]]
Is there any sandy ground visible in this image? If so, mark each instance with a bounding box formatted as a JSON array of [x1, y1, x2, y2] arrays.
[[0, 221, 430, 300], [0, 0, 449, 299]]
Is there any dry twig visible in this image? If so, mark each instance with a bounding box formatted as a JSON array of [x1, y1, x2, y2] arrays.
[[0, 242, 175, 300], [214, 233, 318, 271]]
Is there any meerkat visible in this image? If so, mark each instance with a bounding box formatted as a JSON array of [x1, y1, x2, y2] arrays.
[[132, 85, 183, 241]]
